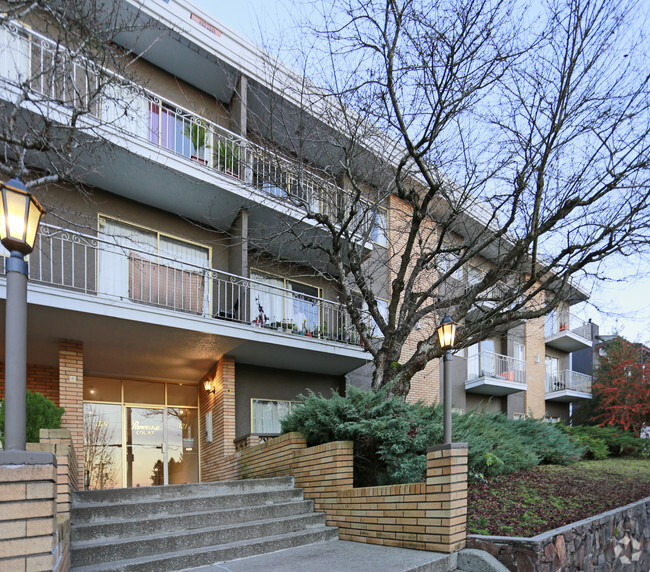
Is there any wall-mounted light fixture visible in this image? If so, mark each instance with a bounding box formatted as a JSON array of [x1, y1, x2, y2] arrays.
[[203, 379, 215, 394]]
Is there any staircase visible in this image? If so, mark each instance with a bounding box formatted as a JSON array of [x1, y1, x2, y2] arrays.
[[70, 476, 338, 571]]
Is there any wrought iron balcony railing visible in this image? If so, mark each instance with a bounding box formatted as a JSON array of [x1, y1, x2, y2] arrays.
[[0, 223, 365, 347], [0, 22, 381, 237]]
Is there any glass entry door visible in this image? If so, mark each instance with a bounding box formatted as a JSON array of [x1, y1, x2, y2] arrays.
[[166, 408, 199, 485], [84, 379, 199, 489], [126, 407, 164, 488]]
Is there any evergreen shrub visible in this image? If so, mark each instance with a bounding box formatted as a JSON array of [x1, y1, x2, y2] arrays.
[[0, 390, 64, 444], [561, 424, 644, 458], [281, 387, 583, 485]]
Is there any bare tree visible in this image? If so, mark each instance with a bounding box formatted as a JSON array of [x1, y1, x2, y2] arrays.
[[0, 0, 148, 191], [245, 0, 650, 397]]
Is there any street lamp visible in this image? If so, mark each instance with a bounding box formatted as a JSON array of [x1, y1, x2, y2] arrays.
[[1, 179, 45, 451], [437, 315, 457, 444]]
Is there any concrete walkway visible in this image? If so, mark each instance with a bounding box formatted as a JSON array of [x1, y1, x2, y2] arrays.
[[184, 540, 507, 572]]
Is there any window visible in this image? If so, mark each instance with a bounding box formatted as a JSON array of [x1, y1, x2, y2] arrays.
[[438, 250, 463, 280], [370, 298, 389, 338], [251, 399, 296, 433], [468, 265, 484, 286], [370, 208, 388, 246], [98, 218, 210, 314], [250, 270, 321, 331], [545, 356, 559, 390], [467, 340, 496, 379]]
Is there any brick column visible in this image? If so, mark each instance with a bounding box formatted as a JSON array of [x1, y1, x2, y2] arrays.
[[0, 451, 58, 571], [199, 355, 236, 481], [425, 442, 468, 552], [59, 340, 84, 485]]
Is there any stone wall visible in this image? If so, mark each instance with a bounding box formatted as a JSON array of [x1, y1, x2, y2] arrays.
[[467, 495, 650, 571], [236, 432, 468, 553]]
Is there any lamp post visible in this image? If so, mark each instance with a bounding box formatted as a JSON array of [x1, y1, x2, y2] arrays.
[[437, 315, 457, 445], [0, 179, 45, 451]]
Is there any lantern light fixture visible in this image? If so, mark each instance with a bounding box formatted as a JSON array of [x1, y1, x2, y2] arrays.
[[0, 179, 45, 257], [437, 315, 457, 350], [204, 379, 215, 394]]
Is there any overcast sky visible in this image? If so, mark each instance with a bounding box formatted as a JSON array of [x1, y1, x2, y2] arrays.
[[190, 0, 650, 345]]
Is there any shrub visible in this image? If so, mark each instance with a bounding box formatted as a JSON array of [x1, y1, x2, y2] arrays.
[[281, 388, 583, 485], [0, 391, 64, 444], [562, 425, 644, 458]]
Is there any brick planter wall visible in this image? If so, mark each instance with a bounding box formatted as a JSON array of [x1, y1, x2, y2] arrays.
[[0, 429, 79, 572], [467, 495, 650, 571], [236, 433, 468, 553]]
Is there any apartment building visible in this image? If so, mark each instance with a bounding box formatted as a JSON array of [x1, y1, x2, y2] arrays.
[[0, 0, 592, 490]]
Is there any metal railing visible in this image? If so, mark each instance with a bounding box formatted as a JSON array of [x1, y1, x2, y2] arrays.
[[546, 370, 592, 394], [545, 311, 592, 341], [0, 23, 376, 228], [467, 351, 526, 384], [0, 224, 364, 347]]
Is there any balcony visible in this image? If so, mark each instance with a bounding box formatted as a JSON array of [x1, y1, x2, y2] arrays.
[[545, 312, 592, 352], [465, 351, 527, 396], [0, 23, 379, 249], [2, 224, 365, 349], [545, 370, 593, 402]]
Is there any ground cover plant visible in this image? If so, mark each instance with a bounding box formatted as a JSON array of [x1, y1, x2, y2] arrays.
[[280, 388, 583, 486], [468, 458, 650, 537]]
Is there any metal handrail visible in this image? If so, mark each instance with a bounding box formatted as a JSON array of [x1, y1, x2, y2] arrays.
[[0, 22, 369, 223], [545, 310, 591, 340], [0, 223, 365, 346], [545, 370, 592, 393], [467, 350, 526, 384]]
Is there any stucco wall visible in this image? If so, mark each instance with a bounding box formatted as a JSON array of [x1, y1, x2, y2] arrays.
[[234, 364, 344, 438]]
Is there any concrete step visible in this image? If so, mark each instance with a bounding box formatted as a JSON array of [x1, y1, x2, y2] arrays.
[[71, 512, 329, 567], [72, 499, 316, 542], [72, 486, 303, 524], [71, 527, 339, 572], [72, 476, 294, 505]]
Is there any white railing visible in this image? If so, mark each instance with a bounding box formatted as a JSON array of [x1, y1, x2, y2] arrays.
[[0, 23, 379, 233], [545, 311, 591, 341], [467, 351, 526, 384], [546, 370, 592, 394], [0, 224, 365, 346]]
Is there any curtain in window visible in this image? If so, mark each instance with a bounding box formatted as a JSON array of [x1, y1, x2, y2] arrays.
[[250, 271, 285, 325], [252, 400, 290, 433], [289, 281, 319, 332], [0, 27, 29, 86]]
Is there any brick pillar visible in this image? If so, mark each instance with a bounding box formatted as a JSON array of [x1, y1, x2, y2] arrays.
[[525, 317, 547, 418], [59, 340, 83, 486], [425, 443, 468, 552], [0, 451, 58, 571], [199, 355, 236, 481]]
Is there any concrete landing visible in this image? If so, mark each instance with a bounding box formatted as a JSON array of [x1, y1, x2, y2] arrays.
[[183, 540, 507, 572]]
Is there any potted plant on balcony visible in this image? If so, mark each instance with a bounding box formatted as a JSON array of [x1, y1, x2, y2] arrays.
[[215, 139, 240, 178], [184, 118, 209, 164]]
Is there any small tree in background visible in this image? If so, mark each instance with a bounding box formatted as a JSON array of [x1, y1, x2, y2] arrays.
[[592, 337, 650, 436], [0, 390, 65, 444]]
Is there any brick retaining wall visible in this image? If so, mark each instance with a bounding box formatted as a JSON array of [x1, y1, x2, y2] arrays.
[[236, 433, 468, 553], [467, 495, 650, 571], [1, 429, 78, 571]]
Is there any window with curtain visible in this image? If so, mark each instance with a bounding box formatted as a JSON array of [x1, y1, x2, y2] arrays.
[[251, 399, 294, 433], [250, 271, 285, 325], [99, 218, 209, 314]]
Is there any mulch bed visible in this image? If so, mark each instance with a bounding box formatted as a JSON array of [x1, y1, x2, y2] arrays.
[[467, 461, 650, 537]]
